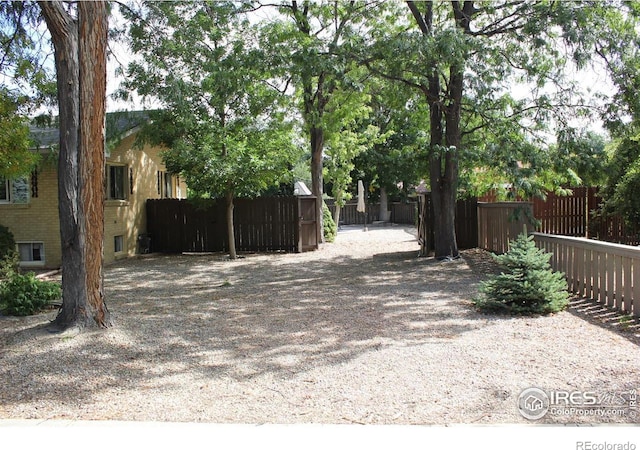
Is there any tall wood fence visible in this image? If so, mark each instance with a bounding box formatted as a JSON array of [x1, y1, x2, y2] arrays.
[[418, 194, 478, 255], [146, 196, 318, 254], [590, 212, 640, 246], [533, 187, 597, 237], [327, 201, 379, 225], [534, 232, 640, 317], [326, 201, 416, 225], [480, 187, 640, 245], [477, 202, 535, 254]]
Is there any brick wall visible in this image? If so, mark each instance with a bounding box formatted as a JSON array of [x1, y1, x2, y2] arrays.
[[0, 164, 62, 269], [0, 132, 186, 269]]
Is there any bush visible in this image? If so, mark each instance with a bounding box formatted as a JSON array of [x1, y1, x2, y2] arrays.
[[0, 251, 19, 280], [0, 224, 15, 259], [474, 232, 569, 315], [323, 201, 337, 243], [0, 272, 61, 316]]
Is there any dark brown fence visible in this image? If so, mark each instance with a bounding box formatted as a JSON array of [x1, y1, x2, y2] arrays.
[[390, 202, 417, 225], [531, 187, 599, 237], [328, 201, 380, 225], [418, 194, 478, 256], [590, 213, 640, 246], [481, 187, 640, 246], [146, 196, 318, 254], [326, 200, 416, 225]]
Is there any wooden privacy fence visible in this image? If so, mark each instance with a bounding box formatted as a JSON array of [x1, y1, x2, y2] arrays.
[[533, 187, 597, 237], [326, 201, 416, 225], [482, 187, 640, 245], [477, 202, 535, 254], [534, 232, 640, 317], [390, 202, 417, 225], [327, 201, 379, 225], [418, 194, 478, 255], [590, 212, 640, 246], [146, 196, 318, 254]]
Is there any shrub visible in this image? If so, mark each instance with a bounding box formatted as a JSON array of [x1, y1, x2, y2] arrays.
[[323, 201, 337, 243], [0, 224, 15, 259], [0, 251, 19, 280], [0, 272, 61, 316], [474, 232, 569, 315]]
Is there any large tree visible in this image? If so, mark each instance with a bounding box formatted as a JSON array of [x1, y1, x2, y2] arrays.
[[262, 0, 382, 242], [0, 2, 54, 178], [122, 2, 300, 259], [0, 89, 35, 178], [589, 3, 640, 227], [352, 79, 430, 215], [39, 0, 111, 330], [362, 1, 624, 258]]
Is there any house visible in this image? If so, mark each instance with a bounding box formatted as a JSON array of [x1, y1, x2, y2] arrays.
[[0, 111, 187, 269]]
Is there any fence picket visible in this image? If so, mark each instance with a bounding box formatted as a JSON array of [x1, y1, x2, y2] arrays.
[[627, 259, 640, 317], [533, 233, 640, 317]]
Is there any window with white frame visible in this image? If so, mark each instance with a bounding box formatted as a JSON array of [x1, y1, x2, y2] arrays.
[[106, 165, 127, 200], [17, 242, 45, 266], [157, 170, 175, 198], [0, 177, 29, 204], [164, 172, 173, 198]]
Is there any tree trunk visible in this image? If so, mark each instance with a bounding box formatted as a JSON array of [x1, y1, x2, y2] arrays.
[[40, 1, 111, 330], [427, 54, 458, 259], [409, 0, 461, 259], [225, 190, 237, 259], [310, 126, 324, 243], [78, 1, 109, 326], [379, 186, 390, 222]]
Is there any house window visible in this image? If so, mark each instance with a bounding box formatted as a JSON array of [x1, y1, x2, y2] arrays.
[[0, 177, 29, 204], [157, 170, 174, 198], [17, 242, 45, 266], [106, 165, 127, 200], [164, 172, 173, 198], [114, 235, 124, 253], [0, 177, 8, 202]]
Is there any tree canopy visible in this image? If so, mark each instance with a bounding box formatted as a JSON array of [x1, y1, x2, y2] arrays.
[[0, 1, 55, 178], [122, 1, 301, 258]]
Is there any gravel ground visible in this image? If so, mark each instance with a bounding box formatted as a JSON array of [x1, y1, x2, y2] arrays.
[[0, 224, 639, 425]]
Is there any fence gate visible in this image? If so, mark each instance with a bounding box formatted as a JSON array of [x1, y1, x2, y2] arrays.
[[146, 196, 318, 254]]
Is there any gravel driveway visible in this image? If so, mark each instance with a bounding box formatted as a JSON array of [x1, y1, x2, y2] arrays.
[[1, 224, 638, 424]]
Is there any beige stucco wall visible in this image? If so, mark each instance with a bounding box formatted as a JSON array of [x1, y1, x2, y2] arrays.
[[0, 132, 186, 269], [103, 132, 186, 265]]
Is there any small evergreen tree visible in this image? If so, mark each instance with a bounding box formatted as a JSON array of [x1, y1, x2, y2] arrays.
[[323, 202, 337, 243], [474, 232, 569, 315]]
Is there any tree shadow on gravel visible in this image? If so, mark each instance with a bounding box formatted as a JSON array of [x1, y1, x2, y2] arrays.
[[0, 246, 492, 414]]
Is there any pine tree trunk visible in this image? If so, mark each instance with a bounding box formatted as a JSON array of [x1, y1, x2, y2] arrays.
[[40, 1, 111, 330]]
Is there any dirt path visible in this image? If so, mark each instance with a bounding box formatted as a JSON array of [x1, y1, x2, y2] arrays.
[[0, 225, 638, 424]]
